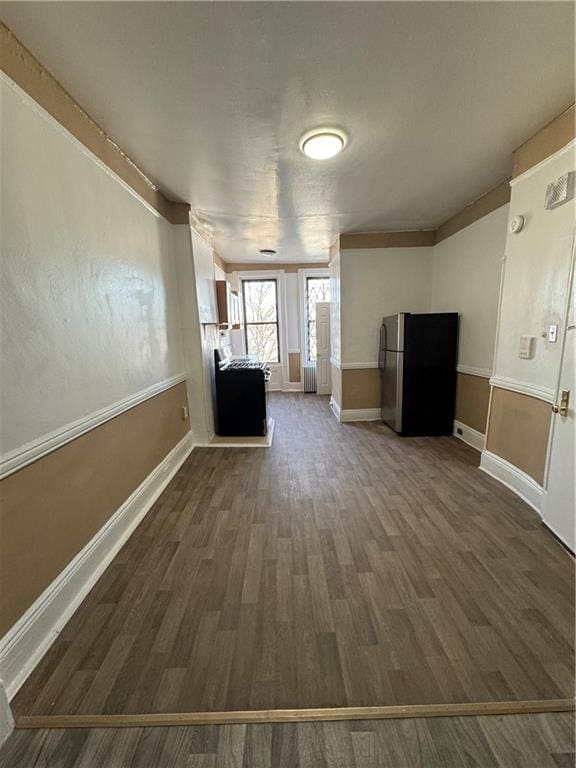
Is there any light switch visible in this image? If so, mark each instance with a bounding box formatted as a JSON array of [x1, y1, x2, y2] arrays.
[[518, 335, 535, 359], [548, 324, 558, 343]]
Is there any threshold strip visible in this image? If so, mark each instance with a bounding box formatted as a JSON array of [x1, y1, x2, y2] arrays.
[[16, 699, 575, 729]]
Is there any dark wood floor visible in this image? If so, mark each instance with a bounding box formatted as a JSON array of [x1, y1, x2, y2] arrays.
[[12, 394, 574, 716], [2, 713, 574, 767]]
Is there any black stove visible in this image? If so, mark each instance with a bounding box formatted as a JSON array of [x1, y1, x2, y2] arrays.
[[214, 349, 270, 436]]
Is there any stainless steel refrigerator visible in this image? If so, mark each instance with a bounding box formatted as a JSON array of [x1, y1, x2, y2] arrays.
[[379, 313, 458, 436]]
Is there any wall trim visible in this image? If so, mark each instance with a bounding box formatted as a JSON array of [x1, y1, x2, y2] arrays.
[[0, 25, 189, 225], [329, 396, 341, 421], [512, 104, 575, 180], [453, 421, 485, 452], [281, 382, 304, 392], [510, 137, 576, 187], [0, 432, 194, 700], [340, 230, 435, 249], [434, 179, 511, 244], [340, 408, 381, 423], [330, 357, 341, 369], [287, 348, 301, 354], [0, 374, 187, 480], [340, 361, 379, 370], [489, 376, 555, 404], [0, 681, 13, 749], [457, 364, 492, 378], [480, 449, 544, 513]]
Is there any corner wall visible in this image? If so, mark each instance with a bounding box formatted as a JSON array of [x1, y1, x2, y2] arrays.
[[337, 246, 433, 415]]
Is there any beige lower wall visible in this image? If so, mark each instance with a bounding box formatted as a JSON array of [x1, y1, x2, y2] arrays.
[[341, 368, 380, 410], [455, 373, 490, 434], [288, 352, 301, 383], [486, 387, 551, 485], [338, 369, 490, 429], [331, 364, 342, 408], [0, 382, 190, 637]]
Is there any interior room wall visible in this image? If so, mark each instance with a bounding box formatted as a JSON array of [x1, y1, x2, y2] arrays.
[[431, 205, 510, 437], [0, 75, 191, 645], [484, 127, 575, 498], [338, 247, 433, 412]]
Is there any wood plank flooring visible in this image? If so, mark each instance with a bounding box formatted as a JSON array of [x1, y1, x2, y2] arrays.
[[2, 713, 575, 767], [12, 394, 574, 717]]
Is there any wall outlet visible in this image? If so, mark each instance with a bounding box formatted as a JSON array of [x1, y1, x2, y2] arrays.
[[181, 405, 189, 421], [456, 427, 463, 436]]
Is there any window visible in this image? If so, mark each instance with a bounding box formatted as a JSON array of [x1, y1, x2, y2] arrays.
[[242, 279, 280, 363], [305, 276, 330, 362]]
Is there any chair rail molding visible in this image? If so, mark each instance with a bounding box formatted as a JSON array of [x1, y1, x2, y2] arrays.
[[489, 375, 555, 404], [0, 373, 187, 480], [457, 364, 492, 378], [340, 362, 379, 370]]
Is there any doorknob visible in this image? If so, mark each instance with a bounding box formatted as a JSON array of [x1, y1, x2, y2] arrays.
[[552, 389, 570, 417]]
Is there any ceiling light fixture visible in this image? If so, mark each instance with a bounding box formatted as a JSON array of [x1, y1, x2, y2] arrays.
[[259, 249, 277, 256], [300, 129, 347, 160]]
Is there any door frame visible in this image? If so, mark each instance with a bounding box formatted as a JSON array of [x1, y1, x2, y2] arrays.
[[298, 268, 331, 376]]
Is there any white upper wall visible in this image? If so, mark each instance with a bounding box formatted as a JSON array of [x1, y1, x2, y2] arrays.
[[0, 79, 184, 455], [340, 247, 433, 364], [493, 143, 575, 400], [431, 205, 509, 375], [285, 273, 300, 352], [329, 251, 341, 365]]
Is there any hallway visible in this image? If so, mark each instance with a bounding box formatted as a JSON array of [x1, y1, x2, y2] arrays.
[[12, 395, 574, 719]]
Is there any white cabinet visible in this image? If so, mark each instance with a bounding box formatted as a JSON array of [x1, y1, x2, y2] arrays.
[[216, 280, 242, 326]]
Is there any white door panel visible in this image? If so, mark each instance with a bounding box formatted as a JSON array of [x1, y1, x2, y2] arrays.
[[542, 236, 575, 551], [316, 302, 331, 395]]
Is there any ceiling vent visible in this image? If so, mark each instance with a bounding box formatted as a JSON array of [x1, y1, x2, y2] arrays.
[[545, 171, 575, 210]]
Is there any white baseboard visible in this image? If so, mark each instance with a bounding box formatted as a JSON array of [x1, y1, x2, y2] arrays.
[[330, 396, 341, 421], [340, 408, 381, 422], [453, 421, 485, 451], [0, 681, 13, 748], [281, 382, 304, 392], [480, 449, 544, 513], [0, 432, 194, 700]]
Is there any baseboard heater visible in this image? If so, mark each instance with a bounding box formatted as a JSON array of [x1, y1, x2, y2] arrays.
[[303, 364, 317, 393]]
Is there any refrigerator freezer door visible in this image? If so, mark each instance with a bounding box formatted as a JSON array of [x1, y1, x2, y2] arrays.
[[380, 350, 404, 432], [381, 313, 406, 352]]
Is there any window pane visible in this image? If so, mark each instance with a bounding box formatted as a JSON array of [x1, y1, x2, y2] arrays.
[[246, 323, 279, 363], [243, 280, 278, 323], [306, 277, 330, 362]]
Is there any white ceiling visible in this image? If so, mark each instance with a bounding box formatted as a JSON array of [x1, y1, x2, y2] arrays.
[[1, 2, 574, 263]]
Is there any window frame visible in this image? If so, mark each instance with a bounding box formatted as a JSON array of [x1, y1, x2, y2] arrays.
[[304, 275, 331, 364], [241, 277, 281, 364]]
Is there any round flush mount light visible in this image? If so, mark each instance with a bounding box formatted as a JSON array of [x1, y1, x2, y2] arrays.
[[259, 248, 277, 256], [300, 129, 347, 160]]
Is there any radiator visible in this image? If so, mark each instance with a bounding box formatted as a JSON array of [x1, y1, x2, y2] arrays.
[[303, 364, 317, 393]]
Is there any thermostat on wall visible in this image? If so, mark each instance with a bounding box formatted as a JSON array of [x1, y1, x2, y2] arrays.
[[518, 335, 535, 359]]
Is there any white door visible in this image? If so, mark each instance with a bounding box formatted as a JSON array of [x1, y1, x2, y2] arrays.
[[542, 238, 575, 551], [316, 302, 331, 395]]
